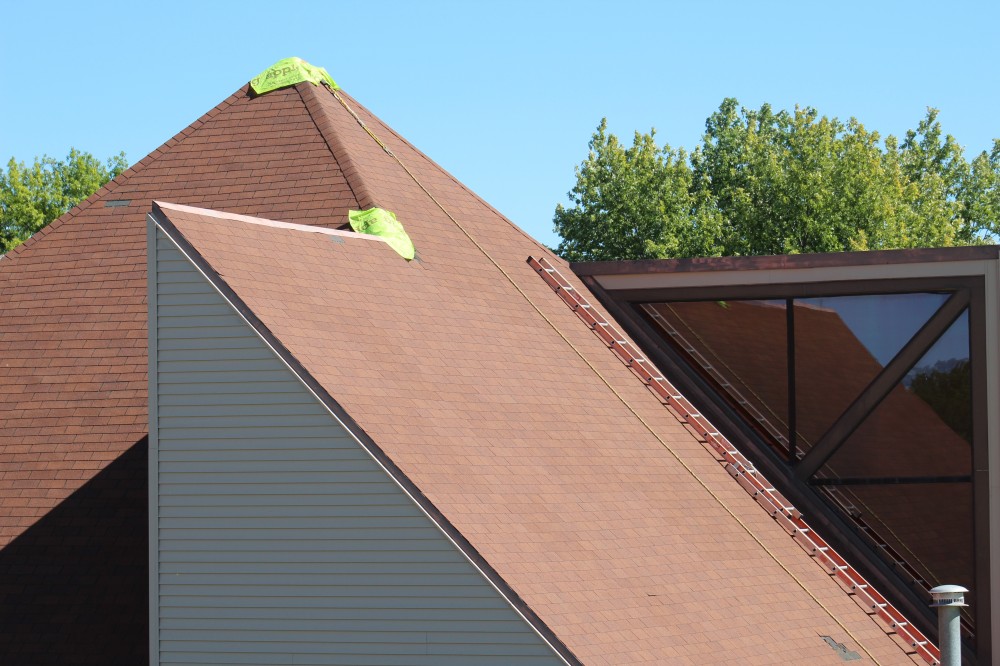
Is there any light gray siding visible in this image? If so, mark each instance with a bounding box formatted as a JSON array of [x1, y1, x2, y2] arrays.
[[150, 224, 563, 666]]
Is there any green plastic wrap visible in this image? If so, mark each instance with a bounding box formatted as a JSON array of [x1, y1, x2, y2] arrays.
[[250, 57, 338, 95], [348, 208, 415, 260]]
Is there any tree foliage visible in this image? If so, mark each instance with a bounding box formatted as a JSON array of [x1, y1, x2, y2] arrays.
[[554, 100, 1000, 261], [1, 149, 128, 253], [908, 360, 972, 444]]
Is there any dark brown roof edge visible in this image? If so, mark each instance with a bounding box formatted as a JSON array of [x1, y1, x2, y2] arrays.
[[572, 245, 1000, 277], [149, 202, 582, 666]]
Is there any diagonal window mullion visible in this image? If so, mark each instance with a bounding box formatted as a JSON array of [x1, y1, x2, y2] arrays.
[[794, 289, 971, 481]]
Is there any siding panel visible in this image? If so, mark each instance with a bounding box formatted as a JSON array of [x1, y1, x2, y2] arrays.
[[152, 228, 561, 666]]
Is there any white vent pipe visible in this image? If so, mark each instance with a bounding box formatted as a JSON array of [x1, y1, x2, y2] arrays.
[[929, 585, 967, 666]]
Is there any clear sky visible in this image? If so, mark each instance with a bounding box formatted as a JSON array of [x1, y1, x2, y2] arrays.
[[2, 1, 998, 248]]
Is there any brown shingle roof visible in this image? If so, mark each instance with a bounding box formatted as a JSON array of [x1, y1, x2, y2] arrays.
[[2, 75, 925, 664], [152, 181, 919, 666], [0, 83, 358, 545], [0, 82, 360, 664]]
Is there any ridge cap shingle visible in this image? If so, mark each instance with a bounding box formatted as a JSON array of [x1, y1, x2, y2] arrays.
[[297, 83, 374, 211], [301, 83, 558, 260]]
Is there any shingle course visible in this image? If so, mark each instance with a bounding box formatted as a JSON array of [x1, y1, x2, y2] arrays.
[[0, 83, 359, 664]]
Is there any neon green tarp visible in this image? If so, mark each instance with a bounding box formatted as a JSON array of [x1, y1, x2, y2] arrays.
[[349, 208, 415, 260], [250, 57, 338, 95]]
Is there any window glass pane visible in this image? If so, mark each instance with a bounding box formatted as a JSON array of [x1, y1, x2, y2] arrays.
[[797, 293, 949, 366], [792, 293, 950, 451], [905, 311, 973, 444], [817, 311, 973, 629], [822, 310, 971, 478], [822, 482, 975, 628], [641, 292, 977, 637], [642, 300, 789, 451]]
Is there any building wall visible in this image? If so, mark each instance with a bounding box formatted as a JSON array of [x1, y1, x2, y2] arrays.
[[149, 223, 563, 666]]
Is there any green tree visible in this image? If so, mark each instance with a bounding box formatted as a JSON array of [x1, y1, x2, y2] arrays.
[[1, 148, 128, 253], [554, 100, 1000, 260], [959, 140, 1000, 242], [908, 360, 972, 444], [554, 120, 722, 261]]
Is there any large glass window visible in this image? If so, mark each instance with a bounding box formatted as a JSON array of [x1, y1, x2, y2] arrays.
[[643, 301, 789, 449], [641, 289, 977, 636]]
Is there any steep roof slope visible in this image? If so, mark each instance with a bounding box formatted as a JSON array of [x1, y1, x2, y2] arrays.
[[154, 192, 919, 664], [0, 82, 360, 663], [0, 83, 358, 543], [2, 69, 924, 664]]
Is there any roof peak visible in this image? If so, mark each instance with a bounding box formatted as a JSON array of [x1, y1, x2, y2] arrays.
[[249, 56, 338, 95]]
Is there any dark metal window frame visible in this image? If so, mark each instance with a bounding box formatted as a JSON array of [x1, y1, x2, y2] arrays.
[[578, 271, 990, 664]]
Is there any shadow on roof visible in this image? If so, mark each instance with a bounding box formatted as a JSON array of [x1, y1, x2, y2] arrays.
[[0, 438, 148, 665]]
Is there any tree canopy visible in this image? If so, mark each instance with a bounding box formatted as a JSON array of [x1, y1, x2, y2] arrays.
[[554, 100, 1000, 261], [1, 149, 128, 253]]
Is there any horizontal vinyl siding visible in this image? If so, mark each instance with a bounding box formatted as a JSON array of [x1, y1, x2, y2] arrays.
[[152, 229, 561, 666]]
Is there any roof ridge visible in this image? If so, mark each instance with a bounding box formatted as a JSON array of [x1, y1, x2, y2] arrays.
[[337, 90, 558, 260], [302, 84, 561, 263], [1, 88, 245, 265], [297, 83, 374, 211]]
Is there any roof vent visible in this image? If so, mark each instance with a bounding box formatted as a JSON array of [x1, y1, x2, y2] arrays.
[[249, 57, 338, 95], [930, 585, 968, 666]]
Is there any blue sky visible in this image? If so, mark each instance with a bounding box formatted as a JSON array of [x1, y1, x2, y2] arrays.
[[2, 1, 998, 248]]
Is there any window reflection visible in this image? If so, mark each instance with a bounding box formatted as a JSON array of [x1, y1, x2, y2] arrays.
[[793, 293, 951, 451], [643, 300, 789, 450], [817, 311, 973, 624], [905, 310, 972, 444], [830, 482, 974, 620], [642, 291, 977, 633], [797, 293, 949, 366]]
